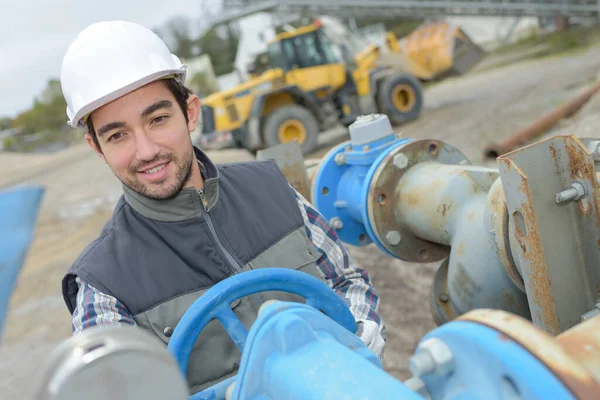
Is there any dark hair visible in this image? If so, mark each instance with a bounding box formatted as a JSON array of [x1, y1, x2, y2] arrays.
[[86, 78, 193, 152]]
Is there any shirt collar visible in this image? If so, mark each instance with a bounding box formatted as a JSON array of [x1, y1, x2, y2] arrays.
[[122, 146, 220, 222]]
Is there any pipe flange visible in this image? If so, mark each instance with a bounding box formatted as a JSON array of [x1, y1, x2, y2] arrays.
[[458, 309, 600, 399], [430, 259, 458, 326], [488, 179, 526, 293], [365, 139, 470, 262], [311, 140, 375, 246]]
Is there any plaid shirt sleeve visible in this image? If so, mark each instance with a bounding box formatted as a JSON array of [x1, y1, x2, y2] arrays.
[[291, 186, 386, 339], [72, 276, 136, 334]]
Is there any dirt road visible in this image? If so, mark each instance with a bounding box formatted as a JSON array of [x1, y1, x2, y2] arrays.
[[3, 43, 600, 397]]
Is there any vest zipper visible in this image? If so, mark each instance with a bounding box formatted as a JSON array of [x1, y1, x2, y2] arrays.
[[197, 189, 263, 309]]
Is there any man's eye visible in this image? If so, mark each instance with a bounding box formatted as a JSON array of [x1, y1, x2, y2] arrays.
[[152, 115, 169, 124], [108, 132, 124, 142]]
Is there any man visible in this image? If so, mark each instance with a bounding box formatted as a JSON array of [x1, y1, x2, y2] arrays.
[[60, 20, 385, 394]]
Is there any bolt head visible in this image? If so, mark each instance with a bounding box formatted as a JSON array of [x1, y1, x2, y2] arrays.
[[413, 337, 454, 377], [409, 351, 435, 377], [393, 153, 409, 170], [330, 217, 343, 230], [385, 230, 402, 246], [572, 181, 586, 199], [334, 153, 346, 166]]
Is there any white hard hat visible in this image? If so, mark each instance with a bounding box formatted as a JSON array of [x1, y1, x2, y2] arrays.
[[61, 20, 187, 128]]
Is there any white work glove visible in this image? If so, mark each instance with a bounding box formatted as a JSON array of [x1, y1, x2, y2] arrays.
[[355, 320, 385, 359]]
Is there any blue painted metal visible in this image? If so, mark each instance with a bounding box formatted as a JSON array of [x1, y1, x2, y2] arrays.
[[0, 185, 44, 339], [313, 133, 409, 253], [168, 268, 358, 399], [189, 376, 236, 400], [231, 301, 418, 400], [313, 141, 370, 246], [360, 139, 411, 258], [419, 320, 576, 400]]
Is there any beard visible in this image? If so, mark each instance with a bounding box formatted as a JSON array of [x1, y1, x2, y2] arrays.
[[118, 145, 195, 201]]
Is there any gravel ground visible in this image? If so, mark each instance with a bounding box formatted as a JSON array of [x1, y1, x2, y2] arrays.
[[3, 42, 600, 397]]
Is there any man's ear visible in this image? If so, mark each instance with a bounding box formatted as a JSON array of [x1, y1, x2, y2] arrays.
[[85, 132, 107, 164], [186, 95, 201, 133]]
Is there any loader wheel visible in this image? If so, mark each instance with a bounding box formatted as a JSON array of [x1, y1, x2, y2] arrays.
[[378, 73, 423, 124], [264, 105, 319, 154]]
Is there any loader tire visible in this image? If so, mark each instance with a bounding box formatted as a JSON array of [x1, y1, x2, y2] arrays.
[[378, 73, 423, 124], [263, 105, 319, 155]]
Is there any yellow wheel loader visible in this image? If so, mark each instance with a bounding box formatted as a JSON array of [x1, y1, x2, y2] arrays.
[[199, 21, 424, 155]]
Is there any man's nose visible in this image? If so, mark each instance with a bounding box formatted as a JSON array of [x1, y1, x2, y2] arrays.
[[135, 131, 160, 161]]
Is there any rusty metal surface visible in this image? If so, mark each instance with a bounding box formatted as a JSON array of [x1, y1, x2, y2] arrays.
[[394, 164, 498, 245], [366, 139, 469, 262], [497, 135, 600, 335], [484, 81, 600, 160], [557, 315, 600, 385], [443, 174, 530, 320], [366, 138, 529, 319], [459, 309, 600, 400], [487, 179, 526, 293], [256, 141, 311, 200]]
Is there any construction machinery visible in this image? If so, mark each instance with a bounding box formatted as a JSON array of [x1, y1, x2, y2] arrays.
[[3, 182, 600, 399], [199, 20, 425, 155], [385, 21, 485, 81]]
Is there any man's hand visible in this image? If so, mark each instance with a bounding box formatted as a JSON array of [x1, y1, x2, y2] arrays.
[[356, 320, 385, 358]]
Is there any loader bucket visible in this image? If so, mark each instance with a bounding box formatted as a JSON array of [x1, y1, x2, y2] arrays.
[[447, 27, 486, 76], [390, 21, 485, 81]]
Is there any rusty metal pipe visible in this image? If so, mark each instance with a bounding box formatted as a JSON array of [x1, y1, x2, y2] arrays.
[[484, 81, 600, 160], [395, 162, 530, 320], [395, 163, 498, 244]]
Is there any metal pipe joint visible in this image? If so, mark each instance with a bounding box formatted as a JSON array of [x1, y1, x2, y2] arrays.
[[313, 114, 600, 335]]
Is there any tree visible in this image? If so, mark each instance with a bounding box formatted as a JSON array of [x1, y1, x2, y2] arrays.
[[0, 117, 12, 131], [157, 16, 198, 59], [12, 79, 70, 134], [198, 27, 239, 76], [189, 71, 217, 96], [154, 16, 240, 77]]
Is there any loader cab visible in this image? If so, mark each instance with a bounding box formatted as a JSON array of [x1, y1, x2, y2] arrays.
[[267, 25, 340, 72], [266, 24, 348, 96]]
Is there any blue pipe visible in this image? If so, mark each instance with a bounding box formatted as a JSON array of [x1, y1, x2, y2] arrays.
[[313, 119, 409, 255], [0, 185, 44, 339]]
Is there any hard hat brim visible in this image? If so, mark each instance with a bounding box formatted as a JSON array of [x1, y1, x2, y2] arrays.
[[68, 66, 187, 129]]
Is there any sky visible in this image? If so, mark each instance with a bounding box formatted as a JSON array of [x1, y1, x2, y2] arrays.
[[0, 0, 224, 119]]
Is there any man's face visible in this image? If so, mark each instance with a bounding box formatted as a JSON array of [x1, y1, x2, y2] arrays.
[[86, 81, 200, 200]]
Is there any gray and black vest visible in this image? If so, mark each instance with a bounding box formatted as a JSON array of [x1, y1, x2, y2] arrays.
[[61, 147, 324, 394]]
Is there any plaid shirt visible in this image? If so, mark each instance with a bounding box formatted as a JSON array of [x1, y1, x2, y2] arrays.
[[72, 187, 385, 338]]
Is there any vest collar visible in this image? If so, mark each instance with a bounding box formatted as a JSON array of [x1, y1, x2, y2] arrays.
[[122, 146, 220, 222]]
